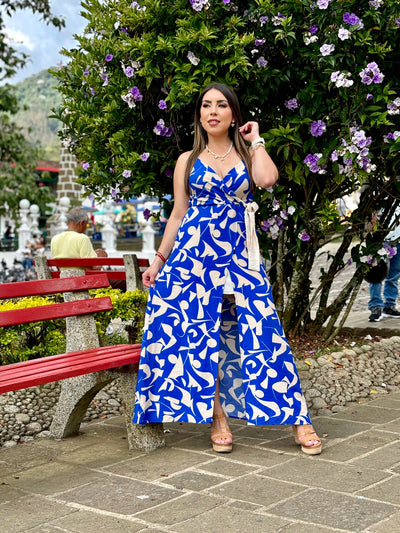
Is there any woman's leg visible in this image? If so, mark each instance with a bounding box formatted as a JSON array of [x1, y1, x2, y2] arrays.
[[211, 376, 233, 452]]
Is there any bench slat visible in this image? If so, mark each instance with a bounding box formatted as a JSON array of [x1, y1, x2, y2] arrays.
[[46, 257, 150, 267], [0, 274, 110, 299], [0, 344, 141, 394], [0, 297, 113, 327], [47, 258, 125, 267]]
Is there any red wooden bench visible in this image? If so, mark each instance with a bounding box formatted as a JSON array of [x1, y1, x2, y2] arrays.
[[0, 272, 164, 451], [44, 256, 150, 291], [0, 274, 141, 394]]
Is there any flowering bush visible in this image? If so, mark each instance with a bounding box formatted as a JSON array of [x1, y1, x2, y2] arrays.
[[52, 0, 400, 336]]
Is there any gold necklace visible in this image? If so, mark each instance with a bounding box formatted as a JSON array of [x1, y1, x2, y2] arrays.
[[205, 142, 233, 161]]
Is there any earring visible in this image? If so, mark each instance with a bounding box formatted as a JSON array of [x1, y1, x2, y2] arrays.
[[231, 121, 236, 127]]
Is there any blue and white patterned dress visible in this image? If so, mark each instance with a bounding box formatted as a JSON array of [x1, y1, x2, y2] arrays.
[[133, 158, 311, 426]]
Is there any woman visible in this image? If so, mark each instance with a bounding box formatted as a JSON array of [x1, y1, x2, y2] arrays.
[[133, 83, 322, 455]]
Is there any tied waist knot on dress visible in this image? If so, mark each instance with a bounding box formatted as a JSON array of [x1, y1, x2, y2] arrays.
[[190, 194, 260, 272]]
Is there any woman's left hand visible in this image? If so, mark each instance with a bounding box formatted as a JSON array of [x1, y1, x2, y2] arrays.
[[239, 121, 260, 143]]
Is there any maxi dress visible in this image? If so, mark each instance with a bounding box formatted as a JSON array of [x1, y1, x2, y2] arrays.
[[133, 158, 312, 426]]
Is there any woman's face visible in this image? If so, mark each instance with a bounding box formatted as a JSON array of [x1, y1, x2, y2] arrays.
[[199, 88, 234, 137]]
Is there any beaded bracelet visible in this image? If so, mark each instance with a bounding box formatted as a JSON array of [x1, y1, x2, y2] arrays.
[[251, 137, 266, 150], [155, 251, 167, 263]]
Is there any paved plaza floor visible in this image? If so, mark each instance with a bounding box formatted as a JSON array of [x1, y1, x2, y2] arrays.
[[1, 389, 400, 533], [1, 246, 400, 532]]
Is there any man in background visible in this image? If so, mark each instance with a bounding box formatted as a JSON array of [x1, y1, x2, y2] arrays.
[[51, 207, 126, 291]]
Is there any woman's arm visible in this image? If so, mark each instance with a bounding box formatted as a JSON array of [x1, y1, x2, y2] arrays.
[[240, 121, 279, 189], [142, 152, 191, 287]]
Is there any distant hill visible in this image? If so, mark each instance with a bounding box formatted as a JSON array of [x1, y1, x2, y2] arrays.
[[13, 69, 62, 161]]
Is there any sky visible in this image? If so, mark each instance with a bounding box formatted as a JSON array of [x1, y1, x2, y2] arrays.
[[4, 0, 86, 84]]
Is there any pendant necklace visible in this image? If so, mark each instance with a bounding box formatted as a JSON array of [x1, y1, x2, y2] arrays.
[[206, 142, 233, 161]]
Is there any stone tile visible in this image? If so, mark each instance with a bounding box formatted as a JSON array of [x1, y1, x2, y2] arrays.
[[104, 447, 211, 481], [198, 457, 255, 477], [170, 432, 214, 452], [54, 439, 143, 468], [368, 510, 400, 531], [265, 456, 389, 492], [172, 504, 288, 533], [136, 492, 226, 526], [369, 397, 400, 409], [331, 405, 400, 424], [313, 416, 373, 439], [207, 473, 304, 506], [0, 483, 26, 503], [60, 476, 182, 514], [79, 420, 128, 439], [211, 443, 295, 467], [322, 429, 399, 462], [351, 440, 400, 470], [4, 461, 103, 496], [47, 509, 144, 532], [269, 488, 396, 531], [358, 475, 400, 505], [378, 418, 400, 434], [1, 494, 77, 532], [0, 442, 60, 476], [273, 523, 340, 532], [234, 424, 289, 441], [160, 470, 224, 491]]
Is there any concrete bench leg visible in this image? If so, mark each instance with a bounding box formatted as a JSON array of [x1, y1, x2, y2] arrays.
[[50, 372, 114, 439], [50, 369, 165, 452], [117, 369, 165, 452]]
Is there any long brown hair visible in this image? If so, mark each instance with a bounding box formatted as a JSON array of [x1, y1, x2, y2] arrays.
[[183, 83, 253, 195]]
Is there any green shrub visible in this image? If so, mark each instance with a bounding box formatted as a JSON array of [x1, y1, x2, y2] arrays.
[[0, 288, 148, 365]]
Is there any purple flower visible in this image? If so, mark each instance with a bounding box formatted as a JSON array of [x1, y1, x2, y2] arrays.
[[140, 152, 150, 161], [298, 231, 311, 241], [190, 0, 209, 12], [111, 189, 118, 198], [83, 68, 89, 76], [153, 118, 173, 137], [257, 56, 268, 68], [261, 220, 271, 232], [310, 120, 327, 137], [165, 168, 173, 177], [338, 28, 351, 40], [260, 16, 269, 26], [309, 25, 318, 34], [360, 62, 384, 85], [285, 98, 298, 110], [366, 93, 373, 101], [131, 86, 143, 100], [90, 87, 95, 95], [223, 0, 230, 3], [82, 162, 90, 170], [343, 12, 363, 27], [187, 51, 200, 65], [320, 44, 335, 56], [304, 153, 324, 173], [331, 151, 338, 162], [396, 17, 400, 27], [105, 54, 113, 62], [255, 38, 266, 46], [158, 99, 167, 110], [143, 208, 152, 221], [317, 0, 331, 9], [122, 170, 132, 178], [123, 66, 135, 78]]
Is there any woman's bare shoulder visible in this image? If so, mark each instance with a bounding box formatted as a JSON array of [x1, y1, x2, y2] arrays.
[[176, 150, 192, 165]]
